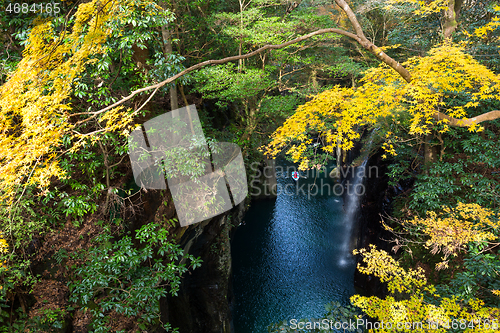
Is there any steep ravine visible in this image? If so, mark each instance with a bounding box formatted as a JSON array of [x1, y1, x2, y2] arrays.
[[354, 152, 414, 296], [161, 159, 280, 333], [166, 152, 404, 333], [163, 203, 245, 333], [132, 187, 246, 333]]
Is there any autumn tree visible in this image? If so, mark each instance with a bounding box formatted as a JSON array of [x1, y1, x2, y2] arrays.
[[260, 0, 500, 329], [351, 243, 500, 333], [0, 0, 202, 329], [265, 0, 500, 165], [1, 0, 500, 329]]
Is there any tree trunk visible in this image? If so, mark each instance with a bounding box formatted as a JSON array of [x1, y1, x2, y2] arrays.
[[160, 2, 179, 111], [238, 0, 244, 72], [179, 84, 189, 107], [242, 107, 256, 142], [311, 69, 319, 92], [443, 0, 463, 40], [424, 134, 438, 170]]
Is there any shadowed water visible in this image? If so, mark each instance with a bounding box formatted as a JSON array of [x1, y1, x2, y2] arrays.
[[231, 164, 362, 333]]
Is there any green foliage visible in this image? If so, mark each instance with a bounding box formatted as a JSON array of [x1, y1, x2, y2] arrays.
[[195, 63, 274, 108], [260, 95, 302, 119], [0, 253, 37, 295], [68, 221, 201, 332], [409, 130, 500, 214], [148, 53, 189, 91], [410, 162, 467, 212], [27, 308, 68, 333], [459, 2, 500, 71], [0, 253, 38, 326], [0, 186, 61, 250], [0, 304, 68, 333], [189, 0, 364, 156], [54, 248, 68, 266], [76, 0, 175, 102], [436, 247, 500, 305], [0, 307, 28, 333]]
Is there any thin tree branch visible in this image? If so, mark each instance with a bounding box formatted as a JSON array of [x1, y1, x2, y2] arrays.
[[76, 0, 500, 130], [75, 28, 360, 120]]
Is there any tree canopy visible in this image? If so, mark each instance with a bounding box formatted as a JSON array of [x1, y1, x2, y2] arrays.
[[1, 0, 500, 331]]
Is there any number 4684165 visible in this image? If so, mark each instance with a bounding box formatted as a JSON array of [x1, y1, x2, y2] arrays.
[[5, 2, 61, 15]]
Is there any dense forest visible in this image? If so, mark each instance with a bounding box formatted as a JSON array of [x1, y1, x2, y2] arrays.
[[0, 0, 499, 332]]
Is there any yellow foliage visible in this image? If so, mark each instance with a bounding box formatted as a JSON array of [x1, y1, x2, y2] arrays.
[[407, 203, 499, 259], [0, 0, 162, 198], [351, 245, 500, 332], [385, 0, 449, 16], [265, 44, 500, 166], [0, 0, 115, 197], [353, 245, 429, 294], [264, 86, 358, 169], [0, 236, 7, 271], [0, 237, 7, 254], [473, 5, 500, 39]]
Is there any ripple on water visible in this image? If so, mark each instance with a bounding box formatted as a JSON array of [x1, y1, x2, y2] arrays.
[[232, 173, 357, 333]]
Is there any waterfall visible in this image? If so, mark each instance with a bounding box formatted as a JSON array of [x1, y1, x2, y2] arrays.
[[338, 158, 368, 267], [337, 128, 377, 267]]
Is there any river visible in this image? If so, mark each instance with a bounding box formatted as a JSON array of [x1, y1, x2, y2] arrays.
[[231, 163, 360, 333]]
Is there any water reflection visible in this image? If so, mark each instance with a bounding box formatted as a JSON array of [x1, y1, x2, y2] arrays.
[[232, 164, 358, 333]]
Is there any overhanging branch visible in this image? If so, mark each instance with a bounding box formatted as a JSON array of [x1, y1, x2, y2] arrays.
[[334, 0, 412, 82], [78, 28, 360, 120], [434, 110, 500, 127], [82, 1, 496, 130]]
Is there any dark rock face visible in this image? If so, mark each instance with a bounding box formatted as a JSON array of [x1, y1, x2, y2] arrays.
[[354, 153, 391, 297], [162, 203, 245, 333], [354, 152, 414, 297], [120, 187, 245, 333], [247, 159, 278, 200]]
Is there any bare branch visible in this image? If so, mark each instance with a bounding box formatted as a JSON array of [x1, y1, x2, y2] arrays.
[[79, 28, 360, 118], [334, 0, 412, 82], [434, 110, 500, 127], [80, 0, 495, 131]]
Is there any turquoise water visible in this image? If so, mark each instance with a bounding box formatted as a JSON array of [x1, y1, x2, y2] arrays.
[[231, 170, 357, 333]]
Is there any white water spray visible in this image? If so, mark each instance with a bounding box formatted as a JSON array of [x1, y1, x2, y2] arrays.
[[337, 129, 377, 267], [338, 158, 368, 267]]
